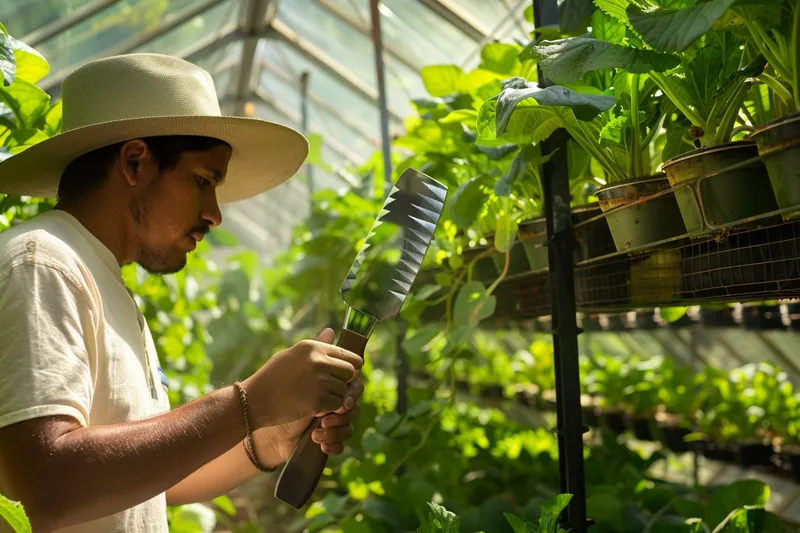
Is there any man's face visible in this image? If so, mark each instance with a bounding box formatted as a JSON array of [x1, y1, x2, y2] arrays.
[[130, 144, 232, 274]]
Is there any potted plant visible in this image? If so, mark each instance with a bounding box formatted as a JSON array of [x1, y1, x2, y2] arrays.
[[738, 0, 800, 221]]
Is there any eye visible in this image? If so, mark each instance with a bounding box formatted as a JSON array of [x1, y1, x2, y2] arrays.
[[195, 175, 212, 190]]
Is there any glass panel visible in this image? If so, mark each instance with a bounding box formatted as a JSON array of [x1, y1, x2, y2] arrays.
[[319, 0, 476, 69], [257, 41, 389, 141], [132, 0, 238, 56], [194, 41, 242, 97], [459, 0, 528, 36], [258, 69, 376, 161], [0, 0, 97, 39], [37, 0, 214, 75], [275, 0, 424, 119]]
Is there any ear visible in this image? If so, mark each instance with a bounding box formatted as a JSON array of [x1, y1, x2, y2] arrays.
[[119, 140, 150, 187]]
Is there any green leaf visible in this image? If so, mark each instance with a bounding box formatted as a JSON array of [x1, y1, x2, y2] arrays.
[[599, 115, 628, 145], [559, 0, 595, 32], [0, 494, 31, 533], [375, 411, 402, 435], [660, 306, 688, 323], [713, 507, 781, 533], [503, 513, 529, 533], [481, 43, 521, 75], [673, 497, 705, 519], [627, 0, 737, 53], [211, 495, 236, 516], [0, 32, 15, 87], [592, 8, 627, 43], [705, 480, 770, 530], [4, 128, 49, 153], [440, 109, 478, 125], [417, 502, 460, 533], [496, 144, 552, 197], [539, 493, 572, 533], [421, 65, 466, 97], [448, 175, 491, 228], [531, 37, 680, 84], [594, 0, 633, 27], [10, 37, 49, 84], [0, 23, 7, 37], [524, 5, 534, 23], [478, 98, 563, 143], [454, 281, 496, 327], [0, 78, 50, 128], [403, 324, 440, 355], [495, 210, 519, 252], [492, 78, 615, 135]]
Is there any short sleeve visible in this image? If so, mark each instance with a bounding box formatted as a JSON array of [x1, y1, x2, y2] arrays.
[[0, 261, 98, 429]]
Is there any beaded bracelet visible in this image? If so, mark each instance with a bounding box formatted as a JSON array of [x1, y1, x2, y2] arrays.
[[233, 381, 277, 473]]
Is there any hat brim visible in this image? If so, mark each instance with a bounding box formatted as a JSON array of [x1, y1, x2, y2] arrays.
[[0, 115, 309, 204]]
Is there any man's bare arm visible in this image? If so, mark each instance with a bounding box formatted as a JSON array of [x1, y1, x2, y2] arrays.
[[0, 387, 245, 533]]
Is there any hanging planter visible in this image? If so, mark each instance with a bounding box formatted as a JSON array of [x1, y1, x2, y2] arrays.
[[662, 141, 779, 234], [750, 112, 800, 221], [596, 174, 687, 253]]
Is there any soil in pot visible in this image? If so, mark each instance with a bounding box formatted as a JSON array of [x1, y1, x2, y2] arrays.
[[737, 442, 775, 468], [596, 174, 687, 253], [663, 141, 779, 234], [750, 111, 800, 221]]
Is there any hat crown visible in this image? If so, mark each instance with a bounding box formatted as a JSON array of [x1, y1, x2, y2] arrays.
[[60, 53, 222, 132]]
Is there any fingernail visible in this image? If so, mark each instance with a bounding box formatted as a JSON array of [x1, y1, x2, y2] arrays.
[[321, 418, 330, 428], [344, 397, 354, 410], [314, 429, 326, 441]]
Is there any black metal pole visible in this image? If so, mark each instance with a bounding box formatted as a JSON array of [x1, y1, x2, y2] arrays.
[[299, 71, 313, 204], [369, 0, 393, 196], [534, 0, 589, 530]]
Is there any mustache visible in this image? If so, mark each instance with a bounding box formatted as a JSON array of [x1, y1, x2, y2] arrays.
[[189, 225, 210, 236]]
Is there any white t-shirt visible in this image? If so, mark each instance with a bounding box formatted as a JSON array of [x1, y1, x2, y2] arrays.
[[0, 209, 171, 533]]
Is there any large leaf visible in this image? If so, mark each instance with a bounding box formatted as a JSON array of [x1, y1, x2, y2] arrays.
[[559, 0, 596, 32], [0, 32, 15, 87], [10, 37, 49, 84], [420, 65, 466, 97], [477, 98, 562, 143], [453, 281, 496, 327], [704, 480, 770, 530], [531, 37, 679, 84], [491, 77, 615, 136], [480, 43, 521, 75], [495, 208, 519, 253], [627, 0, 737, 53], [0, 494, 31, 533], [713, 507, 781, 533], [594, 0, 633, 27], [495, 144, 553, 197], [0, 78, 50, 128], [592, 7, 627, 43], [417, 502, 460, 533], [448, 175, 491, 228]]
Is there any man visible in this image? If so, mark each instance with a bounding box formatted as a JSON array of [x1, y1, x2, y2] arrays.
[[0, 53, 364, 532]]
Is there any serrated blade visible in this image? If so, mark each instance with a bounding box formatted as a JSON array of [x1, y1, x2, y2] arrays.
[[341, 168, 448, 321]]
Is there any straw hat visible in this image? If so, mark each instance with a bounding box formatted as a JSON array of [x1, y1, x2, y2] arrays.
[[0, 53, 308, 204]]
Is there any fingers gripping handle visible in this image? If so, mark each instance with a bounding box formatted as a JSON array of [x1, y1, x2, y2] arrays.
[[274, 329, 368, 509]]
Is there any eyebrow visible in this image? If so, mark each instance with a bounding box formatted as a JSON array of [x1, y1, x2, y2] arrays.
[[206, 168, 225, 185]]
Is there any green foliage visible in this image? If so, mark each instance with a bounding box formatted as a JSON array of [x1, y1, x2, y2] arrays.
[[0, 494, 31, 533]]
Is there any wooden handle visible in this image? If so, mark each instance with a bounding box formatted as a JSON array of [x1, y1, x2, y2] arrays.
[[274, 328, 368, 509]]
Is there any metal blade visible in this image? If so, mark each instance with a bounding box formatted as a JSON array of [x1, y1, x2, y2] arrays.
[[340, 168, 448, 321]]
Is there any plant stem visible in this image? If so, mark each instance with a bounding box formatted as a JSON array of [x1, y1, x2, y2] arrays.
[[714, 80, 753, 145], [744, 18, 790, 80], [630, 74, 643, 177], [650, 72, 707, 130], [759, 72, 794, 109]]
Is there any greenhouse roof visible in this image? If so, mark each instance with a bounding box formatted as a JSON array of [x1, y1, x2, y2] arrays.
[[0, 0, 531, 257]]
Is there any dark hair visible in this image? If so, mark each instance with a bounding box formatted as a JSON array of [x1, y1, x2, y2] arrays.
[[57, 135, 230, 200]]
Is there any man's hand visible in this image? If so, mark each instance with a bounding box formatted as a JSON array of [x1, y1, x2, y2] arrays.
[[241, 328, 363, 429], [252, 328, 365, 467]]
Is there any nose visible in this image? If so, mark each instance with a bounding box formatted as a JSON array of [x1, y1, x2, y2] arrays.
[[201, 191, 223, 228]]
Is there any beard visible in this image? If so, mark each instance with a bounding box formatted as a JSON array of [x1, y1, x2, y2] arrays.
[[130, 185, 189, 275]]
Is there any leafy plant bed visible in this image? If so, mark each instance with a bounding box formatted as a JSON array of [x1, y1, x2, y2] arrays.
[[596, 174, 687, 253], [663, 141, 780, 235], [750, 111, 800, 221]]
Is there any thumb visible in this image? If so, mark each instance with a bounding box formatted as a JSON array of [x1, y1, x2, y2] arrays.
[[315, 327, 336, 344]]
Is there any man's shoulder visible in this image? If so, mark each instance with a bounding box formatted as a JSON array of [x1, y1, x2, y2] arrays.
[[0, 212, 85, 277]]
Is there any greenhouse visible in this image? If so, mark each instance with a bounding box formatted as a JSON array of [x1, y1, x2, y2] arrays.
[[0, 0, 800, 532]]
